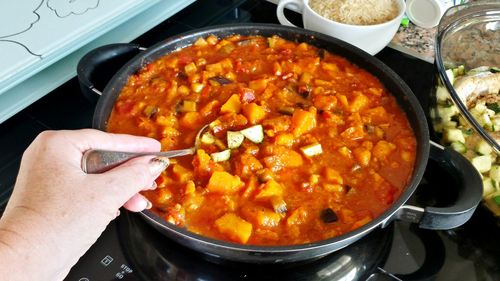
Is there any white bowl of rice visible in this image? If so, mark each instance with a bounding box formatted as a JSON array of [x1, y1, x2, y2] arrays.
[[277, 0, 405, 55]]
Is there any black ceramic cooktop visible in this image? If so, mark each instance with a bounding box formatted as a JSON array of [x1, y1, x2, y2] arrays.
[[0, 0, 499, 280]]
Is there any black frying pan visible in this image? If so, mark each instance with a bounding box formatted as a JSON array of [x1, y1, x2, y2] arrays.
[[77, 23, 482, 263]]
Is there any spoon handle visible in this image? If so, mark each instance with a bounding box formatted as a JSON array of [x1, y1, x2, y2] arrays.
[[81, 148, 194, 174]]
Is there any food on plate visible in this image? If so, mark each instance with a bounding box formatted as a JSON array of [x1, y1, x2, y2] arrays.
[[107, 35, 417, 245], [308, 0, 399, 25], [432, 65, 500, 216]]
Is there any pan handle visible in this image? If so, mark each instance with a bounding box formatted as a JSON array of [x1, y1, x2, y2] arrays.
[[77, 43, 145, 102], [393, 141, 483, 230]]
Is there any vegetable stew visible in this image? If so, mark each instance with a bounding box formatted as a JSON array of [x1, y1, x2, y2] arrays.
[[107, 35, 417, 245]]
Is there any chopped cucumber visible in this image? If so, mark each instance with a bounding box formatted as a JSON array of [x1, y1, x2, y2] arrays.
[[436, 86, 450, 102], [493, 195, 500, 206], [482, 177, 497, 196], [437, 106, 459, 122], [445, 69, 455, 84], [471, 155, 492, 173], [443, 121, 458, 129], [444, 128, 465, 143], [450, 142, 467, 153], [240, 125, 264, 143], [300, 143, 323, 157], [463, 128, 474, 136], [489, 165, 500, 182], [210, 149, 231, 162], [227, 131, 245, 149], [475, 140, 492, 155]]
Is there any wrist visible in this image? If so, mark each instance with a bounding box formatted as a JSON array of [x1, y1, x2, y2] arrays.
[[0, 206, 72, 280]]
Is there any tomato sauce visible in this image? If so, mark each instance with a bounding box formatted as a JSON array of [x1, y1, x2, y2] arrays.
[[107, 35, 416, 245]]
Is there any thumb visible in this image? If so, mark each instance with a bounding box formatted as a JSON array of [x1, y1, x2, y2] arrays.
[[92, 156, 169, 209]]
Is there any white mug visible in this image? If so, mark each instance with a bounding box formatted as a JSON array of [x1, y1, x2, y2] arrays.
[[276, 0, 406, 55]]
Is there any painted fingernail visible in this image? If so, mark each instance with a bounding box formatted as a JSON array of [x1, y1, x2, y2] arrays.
[[145, 199, 153, 209], [149, 157, 169, 175], [149, 181, 158, 190]]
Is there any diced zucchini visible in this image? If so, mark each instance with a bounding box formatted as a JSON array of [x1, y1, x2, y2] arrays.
[[201, 132, 215, 144], [178, 100, 197, 112], [475, 140, 492, 155], [227, 131, 245, 149], [210, 149, 231, 162], [484, 192, 500, 216], [482, 177, 497, 196], [493, 195, 500, 206], [489, 165, 500, 182], [471, 155, 492, 173], [463, 128, 474, 136], [437, 105, 459, 122], [240, 125, 264, 143], [445, 69, 455, 84], [443, 121, 458, 129], [300, 143, 323, 157], [444, 128, 465, 143], [450, 142, 467, 153], [479, 112, 493, 128], [436, 86, 450, 102]]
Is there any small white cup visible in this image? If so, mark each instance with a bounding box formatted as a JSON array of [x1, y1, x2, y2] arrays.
[[276, 0, 406, 55]]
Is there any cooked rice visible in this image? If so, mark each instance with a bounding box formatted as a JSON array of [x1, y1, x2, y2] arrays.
[[309, 0, 400, 25]]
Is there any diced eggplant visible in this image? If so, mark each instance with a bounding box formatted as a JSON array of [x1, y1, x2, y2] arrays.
[[256, 168, 274, 183], [270, 196, 287, 214], [278, 106, 295, 115], [176, 71, 188, 80], [210, 76, 233, 85], [143, 105, 159, 119], [320, 208, 338, 223], [298, 85, 312, 98]]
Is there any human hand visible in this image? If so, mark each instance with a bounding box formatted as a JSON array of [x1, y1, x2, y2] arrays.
[[0, 129, 168, 280]]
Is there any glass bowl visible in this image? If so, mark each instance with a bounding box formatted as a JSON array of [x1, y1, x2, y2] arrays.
[[430, 0, 500, 217]]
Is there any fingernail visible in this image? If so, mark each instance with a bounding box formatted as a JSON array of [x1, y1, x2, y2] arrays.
[[149, 157, 169, 175], [115, 210, 121, 217], [149, 181, 158, 190], [145, 199, 153, 209]]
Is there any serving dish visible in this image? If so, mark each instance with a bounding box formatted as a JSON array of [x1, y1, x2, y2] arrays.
[[77, 23, 482, 263], [431, 1, 500, 217]]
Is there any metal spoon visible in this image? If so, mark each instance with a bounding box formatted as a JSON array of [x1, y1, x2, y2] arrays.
[[82, 124, 209, 174]]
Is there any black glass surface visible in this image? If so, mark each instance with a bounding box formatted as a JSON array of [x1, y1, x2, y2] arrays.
[[0, 0, 499, 280]]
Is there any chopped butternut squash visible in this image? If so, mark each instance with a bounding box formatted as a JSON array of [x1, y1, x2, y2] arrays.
[[255, 180, 283, 199], [206, 171, 244, 194], [373, 140, 396, 160], [286, 207, 308, 226], [242, 103, 266, 124], [172, 164, 193, 183], [324, 167, 344, 184], [220, 94, 242, 114], [215, 213, 253, 244], [241, 204, 282, 228], [291, 109, 316, 137]]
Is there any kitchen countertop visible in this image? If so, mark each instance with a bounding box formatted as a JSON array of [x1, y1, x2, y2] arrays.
[[390, 23, 436, 63]]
